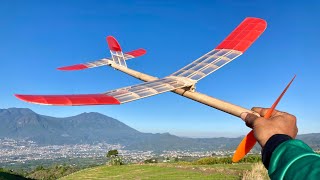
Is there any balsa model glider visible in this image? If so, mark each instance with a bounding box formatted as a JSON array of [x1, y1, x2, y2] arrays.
[[16, 17, 267, 110], [17, 17, 295, 161]]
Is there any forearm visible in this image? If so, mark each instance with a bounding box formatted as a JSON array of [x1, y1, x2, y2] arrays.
[[263, 135, 320, 179]]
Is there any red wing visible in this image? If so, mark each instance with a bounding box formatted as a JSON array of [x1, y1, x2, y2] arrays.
[[171, 17, 267, 81], [15, 94, 120, 106], [15, 77, 193, 106]]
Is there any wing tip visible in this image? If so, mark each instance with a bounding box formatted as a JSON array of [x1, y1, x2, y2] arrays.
[[57, 64, 89, 71], [245, 17, 267, 26], [15, 94, 26, 101], [126, 48, 147, 57], [15, 94, 47, 105], [215, 17, 267, 53], [15, 94, 121, 106]]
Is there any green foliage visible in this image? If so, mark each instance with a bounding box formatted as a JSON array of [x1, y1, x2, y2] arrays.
[[0, 157, 110, 180], [0, 157, 107, 172], [106, 150, 124, 166], [239, 155, 261, 163], [27, 164, 79, 180], [109, 157, 124, 166], [0, 157, 108, 180], [0, 168, 31, 180], [144, 158, 158, 164], [106, 149, 119, 158], [0, 172, 32, 180], [35, 165, 45, 171], [195, 157, 232, 165], [194, 155, 261, 165]]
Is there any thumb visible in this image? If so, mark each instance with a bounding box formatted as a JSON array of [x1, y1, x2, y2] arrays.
[[241, 112, 259, 128]]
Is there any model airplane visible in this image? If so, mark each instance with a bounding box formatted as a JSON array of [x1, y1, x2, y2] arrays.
[[16, 17, 267, 108], [16, 17, 270, 161]]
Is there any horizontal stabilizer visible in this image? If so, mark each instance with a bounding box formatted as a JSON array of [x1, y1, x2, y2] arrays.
[[57, 49, 146, 71], [125, 49, 147, 58], [15, 94, 120, 106], [57, 64, 89, 71]]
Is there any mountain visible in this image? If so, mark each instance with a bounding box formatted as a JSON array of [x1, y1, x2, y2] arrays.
[[0, 108, 139, 145], [297, 133, 320, 150], [0, 108, 319, 151]]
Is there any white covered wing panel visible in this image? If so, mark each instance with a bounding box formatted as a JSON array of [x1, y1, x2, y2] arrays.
[[81, 54, 133, 69], [57, 54, 137, 71], [104, 77, 193, 103], [171, 49, 242, 81], [82, 58, 112, 68]]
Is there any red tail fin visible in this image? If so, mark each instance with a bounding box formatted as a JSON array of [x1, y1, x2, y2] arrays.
[[107, 36, 122, 51]]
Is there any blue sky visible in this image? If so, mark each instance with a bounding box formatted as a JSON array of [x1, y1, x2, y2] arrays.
[[1, 1, 319, 137]]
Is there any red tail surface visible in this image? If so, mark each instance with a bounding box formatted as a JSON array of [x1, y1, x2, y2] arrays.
[[107, 36, 122, 51]]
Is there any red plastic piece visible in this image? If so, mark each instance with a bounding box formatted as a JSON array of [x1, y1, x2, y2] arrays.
[[106, 36, 122, 51], [125, 49, 147, 57], [57, 64, 88, 71], [232, 75, 296, 162], [215, 17, 267, 53], [15, 94, 120, 106]]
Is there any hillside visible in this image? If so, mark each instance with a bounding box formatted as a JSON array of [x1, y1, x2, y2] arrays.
[[59, 163, 255, 180], [1, 108, 319, 151]]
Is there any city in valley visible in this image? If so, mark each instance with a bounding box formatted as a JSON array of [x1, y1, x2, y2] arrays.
[[0, 138, 235, 165]]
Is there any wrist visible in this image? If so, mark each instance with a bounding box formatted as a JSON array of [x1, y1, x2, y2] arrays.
[[262, 134, 292, 169]]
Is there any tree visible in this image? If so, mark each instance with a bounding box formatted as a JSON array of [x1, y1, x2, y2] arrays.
[[144, 158, 158, 164], [106, 149, 123, 165], [106, 149, 119, 158]]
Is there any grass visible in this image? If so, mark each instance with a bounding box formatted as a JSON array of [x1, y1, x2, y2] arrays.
[[60, 163, 255, 180], [242, 163, 269, 180]]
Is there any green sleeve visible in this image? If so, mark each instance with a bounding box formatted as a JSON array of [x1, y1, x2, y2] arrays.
[[268, 139, 320, 180]]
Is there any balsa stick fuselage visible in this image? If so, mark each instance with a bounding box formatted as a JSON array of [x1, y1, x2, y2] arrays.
[[109, 61, 259, 118]]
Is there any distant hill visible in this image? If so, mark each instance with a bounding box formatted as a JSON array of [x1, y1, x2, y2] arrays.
[[0, 108, 319, 151], [296, 133, 320, 150], [0, 108, 139, 145]]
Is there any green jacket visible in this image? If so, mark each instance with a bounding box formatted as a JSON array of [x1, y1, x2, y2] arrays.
[[268, 139, 320, 179]]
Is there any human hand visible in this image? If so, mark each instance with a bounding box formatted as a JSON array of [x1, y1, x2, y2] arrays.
[[241, 107, 298, 148]]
